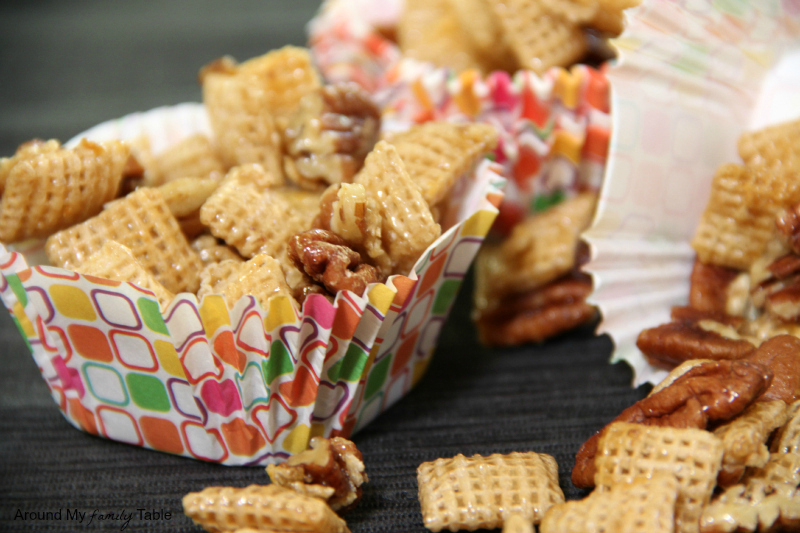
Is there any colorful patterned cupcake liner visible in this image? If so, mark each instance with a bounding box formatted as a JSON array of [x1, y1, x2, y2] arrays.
[[308, 0, 612, 235], [0, 103, 506, 465]]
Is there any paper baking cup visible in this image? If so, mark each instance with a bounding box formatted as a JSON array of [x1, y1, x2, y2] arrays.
[[584, 0, 800, 386], [309, 0, 611, 233], [0, 103, 505, 465]]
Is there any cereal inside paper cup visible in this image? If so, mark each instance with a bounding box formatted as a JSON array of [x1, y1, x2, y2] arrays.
[[309, 0, 614, 233], [583, 0, 800, 386], [0, 103, 505, 465]]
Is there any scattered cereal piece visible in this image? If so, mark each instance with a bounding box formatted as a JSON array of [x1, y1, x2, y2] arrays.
[[182, 484, 350, 533], [417, 452, 564, 531], [502, 513, 534, 533], [772, 400, 800, 454], [593, 422, 724, 533], [713, 400, 789, 487], [267, 436, 368, 513], [540, 474, 678, 533], [572, 360, 771, 489], [700, 452, 800, 533]]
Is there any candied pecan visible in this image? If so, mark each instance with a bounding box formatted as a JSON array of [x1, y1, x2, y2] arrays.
[[776, 204, 800, 254], [267, 436, 368, 512], [768, 253, 800, 279], [571, 359, 773, 488], [475, 272, 596, 346], [765, 282, 800, 322], [636, 317, 756, 370], [745, 335, 800, 403], [689, 259, 741, 314], [289, 229, 382, 296], [284, 83, 381, 189], [670, 305, 746, 328]]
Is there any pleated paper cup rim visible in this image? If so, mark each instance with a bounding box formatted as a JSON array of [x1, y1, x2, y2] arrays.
[[0, 102, 505, 465], [584, 0, 800, 386]]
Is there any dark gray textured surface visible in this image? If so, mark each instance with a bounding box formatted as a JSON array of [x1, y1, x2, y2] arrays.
[[0, 2, 648, 531]]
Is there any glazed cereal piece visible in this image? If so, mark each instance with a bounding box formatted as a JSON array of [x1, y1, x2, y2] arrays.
[[201, 47, 321, 175], [191, 234, 244, 267], [450, 0, 517, 73], [152, 133, 225, 184], [692, 160, 800, 271], [157, 176, 220, 219], [74, 241, 175, 309], [225, 162, 285, 190], [45, 187, 203, 294], [156, 174, 221, 239], [197, 253, 296, 310], [540, 474, 678, 533], [388, 122, 498, 210], [772, 400, 800, 454], [480, 192, 597, 299], [417, 452, 564, 531], [267, 436, 367, 512], [713, 401, 789, 487], [587, 0, 642, 36], [502, 513, 534, 533], [737, 117, 800, 168], [199, 173, 320, 260], [182, 484, 350, 533], [398, 0, 495, 73], [487, 0, 587, 75], [0, 138, 61, 195], [594, 423, 724, 533], [283, 83, 381, 190], [572, 360, 771, 489], [700, 452, 800, 533], [0, 138, 129, 243], [354, 141, 441, 276]]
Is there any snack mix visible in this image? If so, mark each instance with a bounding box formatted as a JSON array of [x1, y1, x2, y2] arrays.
[[183, 436, 366, 533], [1, 45, 498, 315]]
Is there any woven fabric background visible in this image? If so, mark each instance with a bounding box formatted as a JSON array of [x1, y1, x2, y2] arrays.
[[0, 2, 650, 531]]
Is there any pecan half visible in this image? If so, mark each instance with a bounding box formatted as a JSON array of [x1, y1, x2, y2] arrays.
[[284, 83, 381, 189], [289, 229, 381, 296], [745, 334, 800, 403], [636, 313, 756, 370], [571, 359, 773, 488], [689, 259, 741, 314], [475, 272, 596, 346], [267, 436, 368, 512], [776, 204, 800, 254]]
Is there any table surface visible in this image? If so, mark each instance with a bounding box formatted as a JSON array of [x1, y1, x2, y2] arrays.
[[0, 2, 650, 531]]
